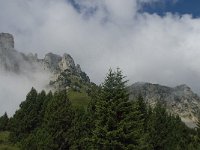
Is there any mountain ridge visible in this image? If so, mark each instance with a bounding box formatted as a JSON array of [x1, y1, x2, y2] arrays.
[[129, 82, 200, 127]]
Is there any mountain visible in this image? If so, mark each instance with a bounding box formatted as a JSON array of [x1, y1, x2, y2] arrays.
[[0, 33, 90, 92], [129, 82, 200, 127], [1, 33, 200, 127]]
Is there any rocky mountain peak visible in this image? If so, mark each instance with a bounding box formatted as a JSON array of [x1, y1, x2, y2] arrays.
[[0, 33, 24, 73], [59, 53, 75, 71], [0, 33, 90, 91], [174, 84, 191, 92], [43, 53, 62, 72], [44, 53, 62, 62], [0, 33, 14, 49], [129, 82, 200, 127]]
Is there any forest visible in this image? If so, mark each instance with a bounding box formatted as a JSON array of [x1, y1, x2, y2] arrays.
[[0, 69, 200, 150]]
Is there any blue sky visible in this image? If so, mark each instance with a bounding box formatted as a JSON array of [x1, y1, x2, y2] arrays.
[[141, 0, 200, 18], [67, 0, 200, 18]]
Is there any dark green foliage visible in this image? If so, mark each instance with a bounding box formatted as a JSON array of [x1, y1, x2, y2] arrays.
[[68, 108, 93, 149], [147, 102, 196, 150], [194, 117, 200, 149], [9, 88, 51, 144], [9, 88, 38, 142], [7, 69, 200, 150], [148, 103, 169, 149], [41, 90, 74, 149], [90, 69, 148, 149], [12, 90, 74, 150], [80, 71, 90, 82], [137, 94, 148, 131], [0, 113, 9, 131], [21, 127, 55, 150]]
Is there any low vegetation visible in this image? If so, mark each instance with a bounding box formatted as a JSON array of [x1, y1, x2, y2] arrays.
[[0, 131, 19, 150]]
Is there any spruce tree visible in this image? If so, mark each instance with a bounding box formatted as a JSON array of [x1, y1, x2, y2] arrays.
[[10, 87, 38, 142], [68, 108, 92, 149], [149, 102, 169, 150], [41, 90, 74, 150], [0, 112, 9, 131], [92, 68, 147, 149], [197, 116, 200, 139], [136, 94, 148, 132]]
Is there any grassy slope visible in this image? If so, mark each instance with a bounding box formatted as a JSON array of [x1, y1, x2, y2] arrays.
[[67, 75, 92, 109], [68, 90, 91, 109], [0, 131, 19, 150]]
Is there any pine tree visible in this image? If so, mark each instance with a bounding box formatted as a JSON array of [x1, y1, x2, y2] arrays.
[[132, 95, 152, 149], [149, 102, 169, 150], [137, 94, 148, 131], [0, 112, 9, 131], [195, 116, 200, 149], [91, 68, 147, 149], [197, 116, 200, 138], [68, 108, 92, 149], [40, 90, 74, 150], [10, 87, 38, 142]]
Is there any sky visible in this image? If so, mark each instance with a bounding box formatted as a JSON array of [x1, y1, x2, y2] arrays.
[[1, 0, 200, 115], [142, 0, 200, 18]]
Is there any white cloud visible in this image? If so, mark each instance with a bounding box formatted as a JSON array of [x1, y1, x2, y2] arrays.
[[1, 0, 200, 114], [0, 70, 50, 116]]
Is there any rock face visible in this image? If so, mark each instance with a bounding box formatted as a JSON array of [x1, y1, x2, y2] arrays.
[[129, 82, 200, 127], [43, 53, 62, 72], [0, 33, 25, 73], [59, 53, 75, 71], [0, 33, 90, 90], [0, 33, 14, 49], [41, 52, 90, 90]]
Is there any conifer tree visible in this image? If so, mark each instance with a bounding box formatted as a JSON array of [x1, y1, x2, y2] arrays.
[[10, 87, 38, 142], [197, 116, 200, 138], [41, 90, 74, 150], [195, 116, 200, 148], [0, 112, 9, 131], [137, 94, 148, 131], [92, 68, 147, 149], [68, 108, 92, 149], [149, 102, 169, 150]]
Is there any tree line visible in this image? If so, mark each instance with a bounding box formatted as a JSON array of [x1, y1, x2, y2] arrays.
[[0, 69, 200, 149]]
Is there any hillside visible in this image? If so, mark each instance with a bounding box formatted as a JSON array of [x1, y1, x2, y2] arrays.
[[129, 82, 200, 127]]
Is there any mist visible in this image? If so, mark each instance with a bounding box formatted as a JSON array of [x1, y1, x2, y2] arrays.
[[1, 0, 200, 115], [0, 64, 50, 116]]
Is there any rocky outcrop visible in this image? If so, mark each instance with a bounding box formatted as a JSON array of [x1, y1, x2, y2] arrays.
[[59, 53, 75, 71], [0, 33, 45, 74], [0, 33, 90, 91], [0, 33, 14, 49], [43, 53, 62, 72], [129, 82, 200, 127], [0, 33, 25, 73], [41, 52, 90, 90]]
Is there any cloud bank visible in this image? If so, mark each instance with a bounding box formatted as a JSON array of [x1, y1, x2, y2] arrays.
[[1, 0, 200, 114], [0, 69, 50, 116]]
